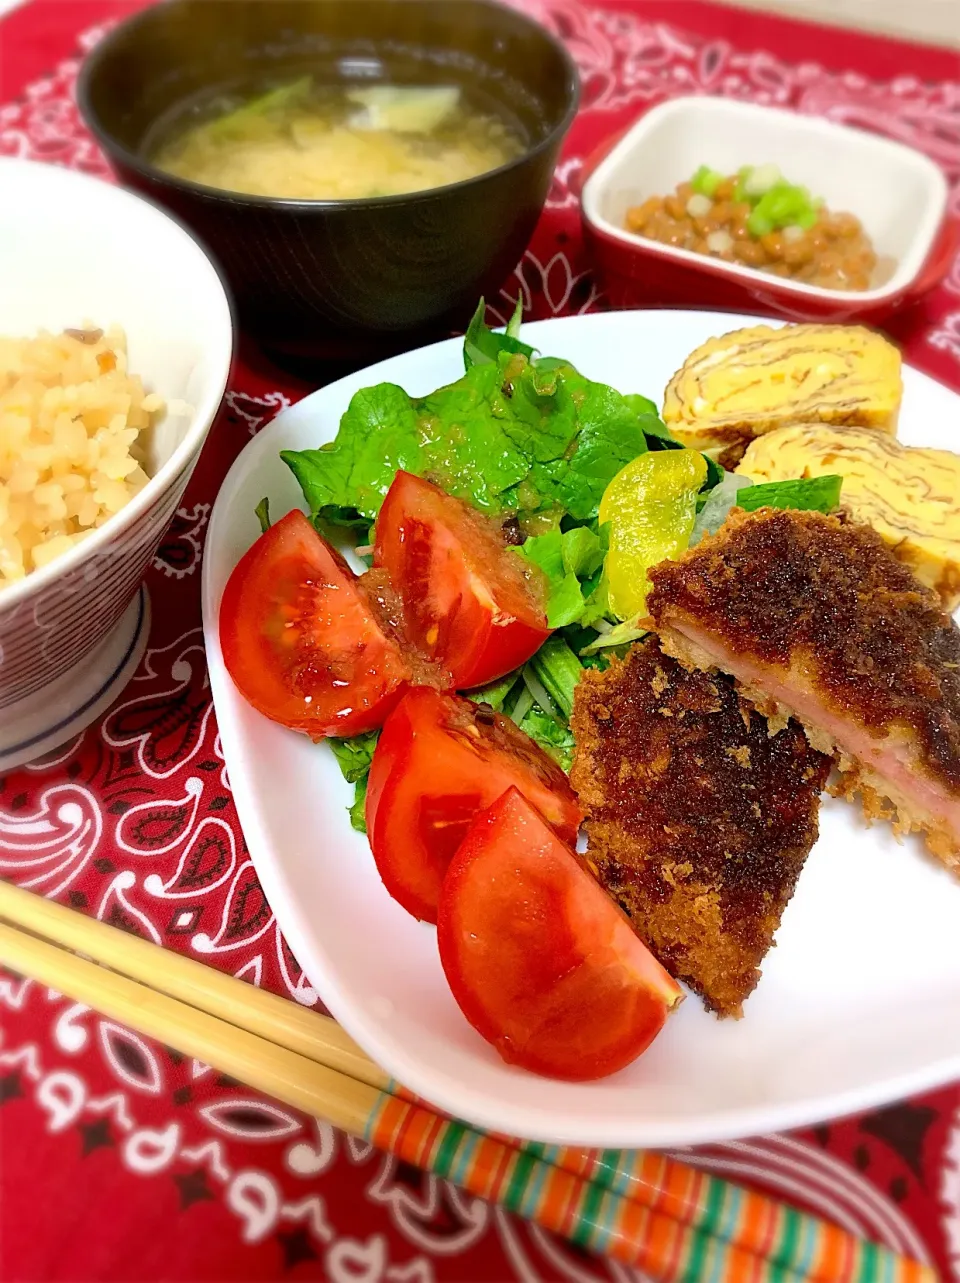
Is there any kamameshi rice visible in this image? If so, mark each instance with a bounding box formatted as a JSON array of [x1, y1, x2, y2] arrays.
[[0, 324, 162, 588]]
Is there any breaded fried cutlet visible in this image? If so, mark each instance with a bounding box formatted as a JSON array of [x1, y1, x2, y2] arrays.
[[570, 638, 830, 1017], [647, 508, 960, 867]]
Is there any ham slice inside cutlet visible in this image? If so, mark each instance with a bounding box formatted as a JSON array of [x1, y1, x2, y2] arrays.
[[570, 638, 830, 1017], [647, 507, 960, 868]]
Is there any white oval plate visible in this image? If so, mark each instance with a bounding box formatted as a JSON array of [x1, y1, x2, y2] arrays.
[[202, 309, 960, 1147]]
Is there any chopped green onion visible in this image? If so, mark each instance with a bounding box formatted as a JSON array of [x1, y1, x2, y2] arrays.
[[761, 185, 801, 222], [747, 209, 774, 238], [691, 165, 724, 197], [206, 76, 312, 140], [746, 178, 819, 238], [743, 163, 781, 197], [726, 164, 824, 237], [707, 229, 734, 254], [687, 192, 713, 219]]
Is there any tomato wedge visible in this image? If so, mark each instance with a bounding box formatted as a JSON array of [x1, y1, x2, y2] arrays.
[[219, 510, 410, 738], [373, 471, 550, 689], [438, 789, 684, 1081], [366, 687, 581, 922]]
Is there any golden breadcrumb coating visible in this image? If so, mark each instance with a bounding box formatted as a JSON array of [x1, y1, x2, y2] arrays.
[[648, 508, 960, 865], [571, 638, 829, 1017]]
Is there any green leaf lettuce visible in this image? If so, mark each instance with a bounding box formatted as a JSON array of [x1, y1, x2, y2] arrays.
[[282, 354, 664, 529]]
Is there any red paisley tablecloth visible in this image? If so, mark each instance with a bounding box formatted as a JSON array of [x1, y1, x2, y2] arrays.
[[1, 2, 960, 1279]]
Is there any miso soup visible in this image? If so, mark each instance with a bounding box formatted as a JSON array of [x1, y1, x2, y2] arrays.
[[150, 77, 526, 201]]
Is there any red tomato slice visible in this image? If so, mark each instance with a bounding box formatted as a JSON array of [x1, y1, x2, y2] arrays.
[[374, 471, 550, 689], [366, 687, 581, 923], [438, 788, 684, 1081], [219, 510, 410, 738]]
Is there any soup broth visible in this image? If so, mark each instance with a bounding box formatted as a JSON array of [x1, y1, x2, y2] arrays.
[[150, 77, 526, 200]]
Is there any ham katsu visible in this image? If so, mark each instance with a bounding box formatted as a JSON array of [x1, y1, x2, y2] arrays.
[[647, 508, 960, 868], [570, 638, 830, 1016]]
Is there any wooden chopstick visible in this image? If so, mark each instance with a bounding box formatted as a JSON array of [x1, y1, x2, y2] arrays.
[[0, 880, 934, 1283], [0, 918, 374, 1130], [0, 913, 821, 1283], [0, 878, 379, 1086]]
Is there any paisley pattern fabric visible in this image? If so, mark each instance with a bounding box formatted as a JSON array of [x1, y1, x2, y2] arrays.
[[1, 0, 959, 1277]]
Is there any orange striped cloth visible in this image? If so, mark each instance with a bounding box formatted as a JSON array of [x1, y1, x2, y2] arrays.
[[367, 1091, 936, 1283]]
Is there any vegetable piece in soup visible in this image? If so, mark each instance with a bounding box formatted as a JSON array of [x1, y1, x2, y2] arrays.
[[151, 79, 525, 200]]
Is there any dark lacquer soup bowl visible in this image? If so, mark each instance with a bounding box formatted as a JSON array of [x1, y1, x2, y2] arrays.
[[79, 0, 580, 363]]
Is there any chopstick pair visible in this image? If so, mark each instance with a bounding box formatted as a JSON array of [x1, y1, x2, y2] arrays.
[[0, 880, 933, 1283]]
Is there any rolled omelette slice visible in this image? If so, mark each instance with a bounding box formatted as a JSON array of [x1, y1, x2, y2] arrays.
[[662, 323, 902, 453], [739, 422, 960, 611]]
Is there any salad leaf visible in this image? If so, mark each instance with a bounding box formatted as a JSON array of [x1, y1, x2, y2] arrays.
[[466, 670, 521, 712], [561, 621, 604, 655], [579, 650, 613, 671], [518, 706, 575, 771], [738, 474, 842, 514], [560, 525, 605, 579], [526, 371, 652, 521], [623, 401, 724, 491], [578, 569, 613, 630], [701, 453, 726, 492], [638, 420, 683, 453], [328, 731, 379, 784], [517, 526, 605, 629], [505, 299, 524, 340], [349, 776, 368, 833], [517, 535, 566, 582], [526, 636, 582, 721], [284, 354, 661, 528], [522, 664, 563, 723], [507, 681, 534, 725], [513, 637, 583, 767], [463, 296, 536, 370], [689, 471, 842, 546], [282, 383, 422, 521], [415, 361, 535, 509], [543, 572, 586, 630], [623, 392, 660, 420], [328, 731, 379, 832]]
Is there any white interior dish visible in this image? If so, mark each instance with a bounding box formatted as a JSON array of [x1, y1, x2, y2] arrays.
[[203, 309, 960, 1148], [0, 158, 233, 604], [0, 158, 232, 769], [581, 97, 949, 305]]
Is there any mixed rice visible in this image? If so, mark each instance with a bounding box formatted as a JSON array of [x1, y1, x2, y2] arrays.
[[0, 324, 162, 588]]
